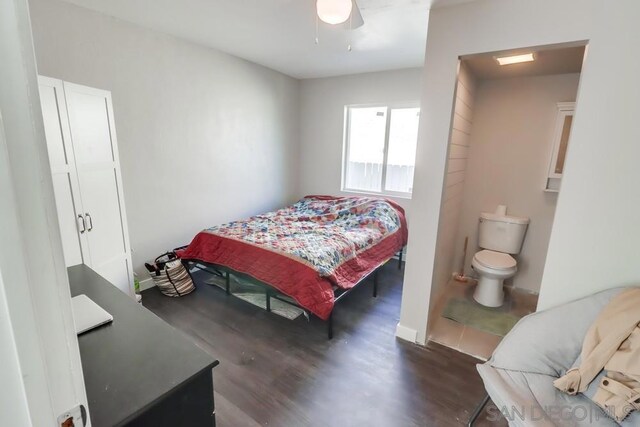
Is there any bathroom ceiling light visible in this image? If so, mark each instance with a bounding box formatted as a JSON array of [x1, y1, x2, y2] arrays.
[[495, 53, 535, 66], [317, 0, 353, 25]]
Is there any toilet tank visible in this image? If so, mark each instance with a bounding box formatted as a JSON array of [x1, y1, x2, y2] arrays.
[[478, 212, 530, 254]]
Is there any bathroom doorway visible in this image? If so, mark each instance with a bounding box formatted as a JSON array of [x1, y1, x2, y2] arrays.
[[428, 42, 587, 359]]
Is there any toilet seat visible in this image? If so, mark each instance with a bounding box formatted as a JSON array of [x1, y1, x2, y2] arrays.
[[473, 250, 516, 270]]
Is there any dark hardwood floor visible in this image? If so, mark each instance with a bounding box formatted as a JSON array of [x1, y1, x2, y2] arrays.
[[142, 261, 505, 427]]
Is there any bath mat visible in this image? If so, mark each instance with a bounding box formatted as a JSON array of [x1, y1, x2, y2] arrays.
[[200, 270, 306, 320], [442, 298, 520, 336]]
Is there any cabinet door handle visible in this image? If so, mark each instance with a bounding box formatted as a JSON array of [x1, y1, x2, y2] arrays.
[[86, 213, 93, 232], [77, 214, 86, 234]]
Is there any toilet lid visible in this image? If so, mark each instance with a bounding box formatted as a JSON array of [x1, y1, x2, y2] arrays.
[[474, 250, 516, 269]]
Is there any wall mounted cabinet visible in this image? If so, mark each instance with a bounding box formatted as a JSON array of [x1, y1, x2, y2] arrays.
[[545, 102, 575, 192], [39, 76, 134, 296]]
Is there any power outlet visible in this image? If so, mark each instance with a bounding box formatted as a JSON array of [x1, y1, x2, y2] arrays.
[[57, 404, 86, 427]]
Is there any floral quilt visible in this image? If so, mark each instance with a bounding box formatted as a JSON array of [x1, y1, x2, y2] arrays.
[[203, 196, 403, 277], [178, 195, 407, 320]]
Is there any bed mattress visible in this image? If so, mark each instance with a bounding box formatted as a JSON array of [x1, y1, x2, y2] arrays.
[[177, 195, 408, 320]]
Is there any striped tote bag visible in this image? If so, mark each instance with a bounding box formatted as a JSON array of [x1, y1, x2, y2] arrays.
[[145, 253, 195, 297]]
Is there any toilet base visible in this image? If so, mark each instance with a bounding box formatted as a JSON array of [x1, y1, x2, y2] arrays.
[[473, 276, 505, 307]]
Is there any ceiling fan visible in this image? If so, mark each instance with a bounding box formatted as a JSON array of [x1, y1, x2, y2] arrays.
[[316, 0, 364, 29]]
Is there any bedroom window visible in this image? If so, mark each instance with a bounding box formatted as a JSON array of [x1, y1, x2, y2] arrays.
[[342, 103, 420, 198]]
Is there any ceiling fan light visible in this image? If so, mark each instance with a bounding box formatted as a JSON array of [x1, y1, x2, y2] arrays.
[[317, 0, 353, 25]]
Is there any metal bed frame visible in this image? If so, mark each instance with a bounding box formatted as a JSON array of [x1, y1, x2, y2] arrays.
[[179, 248, 404, 340]]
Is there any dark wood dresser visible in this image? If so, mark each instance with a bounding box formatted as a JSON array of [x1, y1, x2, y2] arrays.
[[68, 265, 219, 426]]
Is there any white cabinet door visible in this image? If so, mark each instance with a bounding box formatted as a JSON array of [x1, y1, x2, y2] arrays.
[[545, 102, 575, 192], [64, 82, 133, 295], [38, 77, 88, 267]]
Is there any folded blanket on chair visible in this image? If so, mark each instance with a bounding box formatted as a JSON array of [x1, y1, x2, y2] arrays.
[[554, 288, 640, 422]]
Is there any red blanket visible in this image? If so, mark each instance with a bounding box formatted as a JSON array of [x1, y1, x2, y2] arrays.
[[178, 196, 407, 320]]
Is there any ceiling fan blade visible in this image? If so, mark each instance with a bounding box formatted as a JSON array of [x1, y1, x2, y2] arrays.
[[350, 1, 364, 29]]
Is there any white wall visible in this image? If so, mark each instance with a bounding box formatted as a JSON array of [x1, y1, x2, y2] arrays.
[[299, 68, 423, 214], [29, 0, 300, 279], [0, 269, 31, 426], [538, 2, 640, 309], [429, 62, 476, 310], [0, 0, 89, 423], [399, 0, 640, 344], [455, 73, 580, 294]]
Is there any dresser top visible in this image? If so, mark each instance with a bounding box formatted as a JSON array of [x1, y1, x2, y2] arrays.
[[68, 264, 218, 427]]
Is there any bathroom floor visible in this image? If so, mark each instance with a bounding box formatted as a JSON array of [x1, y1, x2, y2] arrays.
[[429, 279, 538, 360]]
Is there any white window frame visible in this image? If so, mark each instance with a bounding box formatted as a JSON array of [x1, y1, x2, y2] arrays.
[[341, 102, 420, 199]]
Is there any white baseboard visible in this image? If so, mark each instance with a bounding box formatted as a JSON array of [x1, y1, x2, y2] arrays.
[[395, 323, 418, 343], [138, 277, 155, 292]]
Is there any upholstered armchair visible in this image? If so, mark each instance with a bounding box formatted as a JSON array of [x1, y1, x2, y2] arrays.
[[469, 287, 639, 426]]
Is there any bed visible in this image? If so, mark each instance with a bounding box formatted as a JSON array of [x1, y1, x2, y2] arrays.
[[177, 195, 408, 338]]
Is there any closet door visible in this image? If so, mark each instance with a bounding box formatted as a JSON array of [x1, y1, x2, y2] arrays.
[[38, 77, 88, 266], [64, 82, 133, 295]]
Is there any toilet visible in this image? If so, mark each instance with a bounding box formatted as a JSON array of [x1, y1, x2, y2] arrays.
[[471, 207, 530, 307]]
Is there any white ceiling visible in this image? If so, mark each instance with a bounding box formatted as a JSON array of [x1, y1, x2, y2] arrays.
[[59, 0, 436, 79]]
